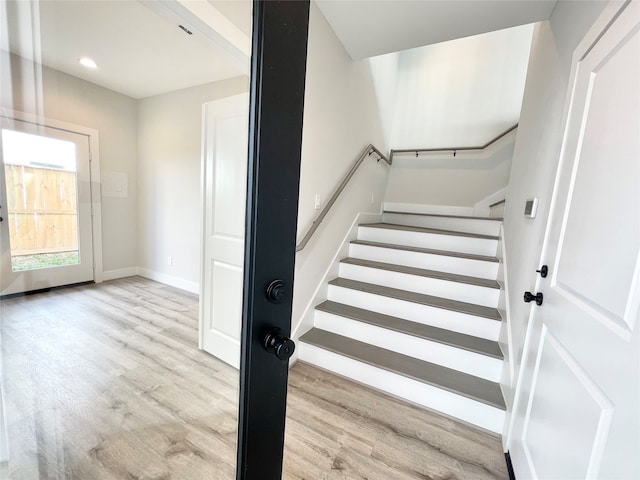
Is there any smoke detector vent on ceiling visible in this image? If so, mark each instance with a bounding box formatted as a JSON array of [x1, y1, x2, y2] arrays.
[[178, 25, 193, 35]]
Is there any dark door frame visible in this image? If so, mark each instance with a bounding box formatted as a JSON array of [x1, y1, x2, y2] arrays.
[[236, 1, 310, 479]]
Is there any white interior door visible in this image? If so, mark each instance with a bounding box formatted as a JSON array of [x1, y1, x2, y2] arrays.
[[0, 117, 94, 296], [509, 3, 639, 479], [199, 93, 249, 369]]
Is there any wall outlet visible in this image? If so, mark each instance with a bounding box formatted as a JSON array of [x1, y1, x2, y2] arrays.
[[370, 193, 375, 205], [314, 194, 321, 210], [167, 256, 173, 266]]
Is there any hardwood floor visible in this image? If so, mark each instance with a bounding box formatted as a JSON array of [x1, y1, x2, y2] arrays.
[[0, 277, 507, 479]]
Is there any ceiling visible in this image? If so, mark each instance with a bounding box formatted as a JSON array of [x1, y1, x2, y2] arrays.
[[2, 0, 252, 99], [2, 0, 557, 99], [315, 0, 557, 60]]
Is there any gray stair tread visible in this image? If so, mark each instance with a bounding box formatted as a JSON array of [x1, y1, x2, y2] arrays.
[[384, 211, 503, 221], [329, 277, 501, 321], [351, 240, 499, 263], [316, 300, 503, 359], [300, 328, 506, 410], [360, 222, 499, 240], [341, 257, 500, 289]]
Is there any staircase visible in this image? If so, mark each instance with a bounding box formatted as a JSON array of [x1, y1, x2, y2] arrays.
[[298, 210, 506, 434]]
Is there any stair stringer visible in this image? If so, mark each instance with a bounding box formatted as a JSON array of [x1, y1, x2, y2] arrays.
[[290, 211, 382, 361], [497, 225, 516, 448]]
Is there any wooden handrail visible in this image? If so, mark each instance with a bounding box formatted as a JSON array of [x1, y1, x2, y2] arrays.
[[296, 144, 390, 252], [389, 124, 518, 162]]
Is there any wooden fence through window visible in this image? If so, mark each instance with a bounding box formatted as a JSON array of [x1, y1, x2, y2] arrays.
[[4, 164, 79, 256]]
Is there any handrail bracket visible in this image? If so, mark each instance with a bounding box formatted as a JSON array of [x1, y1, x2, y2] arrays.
[[296, 144, 390, 252]]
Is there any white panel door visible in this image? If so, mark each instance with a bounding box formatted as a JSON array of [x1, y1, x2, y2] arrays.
[[509, 3, 639, 479], [0, 117, 94, 295], [200, 93, 249, 369]]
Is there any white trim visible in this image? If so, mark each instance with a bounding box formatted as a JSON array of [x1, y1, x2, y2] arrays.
[[299, 343, 505, 433], [0, 382, 7, 463], [0, 108, 104, 284], [103, 266, 201, 294], [502, 229, 515, 385], [102, 267, 139, 282], [199, 103, 208, 351], [138, 267, 199, 294], [498, 224, 515, 448], [474, 187, 507, 217], [290, 211, 382, 346], [383, 202, 474, 217], [88, 131, 103, 284]]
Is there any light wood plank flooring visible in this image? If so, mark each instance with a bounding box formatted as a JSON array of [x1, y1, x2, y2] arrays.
[[0, 277, 507, 479]]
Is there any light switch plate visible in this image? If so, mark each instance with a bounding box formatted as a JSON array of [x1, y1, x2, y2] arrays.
[[525, 197, 538, 218], [102, 172, 129, 198]]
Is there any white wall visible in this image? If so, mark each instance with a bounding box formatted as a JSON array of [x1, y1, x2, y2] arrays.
[[1, 50, 249, 289], [291, 2, 390, 340], [366, 52, 398, 148], [369, 24, 534, 149], [137, 77, 248, 291], [1, 51, 138, 274], [384, 133, 515, 210], [502, 0, 608, 405], [386, 161, 511, 208]]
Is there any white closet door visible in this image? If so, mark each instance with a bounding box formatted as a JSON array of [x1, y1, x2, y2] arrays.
[[199, 93, 249, 369]]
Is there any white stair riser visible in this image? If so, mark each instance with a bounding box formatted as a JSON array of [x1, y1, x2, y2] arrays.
[[339, 263, 500, 308], [349, 243, 499, 280], [358, 227, 498, 257], [298, 343, 505, 434], [382, 213, 502, 236], [315, 311, 502, 382], [327, 285, 501, 341]]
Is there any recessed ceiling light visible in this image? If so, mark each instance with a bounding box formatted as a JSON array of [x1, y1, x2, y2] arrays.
[[79, 57, 98, 69]]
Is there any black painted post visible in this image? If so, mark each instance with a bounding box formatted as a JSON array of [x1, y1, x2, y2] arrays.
[[236, 1, 310, 479]]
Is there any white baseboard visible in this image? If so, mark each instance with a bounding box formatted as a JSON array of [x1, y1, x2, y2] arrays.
[[137, 268, 199, 294], [474, 187, 507, 217], [291, 211, 382, 347], [384, 194, 509, 218], [101, 267, 139, 282], [383, 202, 475, 217], [101, 267, 199, 294]]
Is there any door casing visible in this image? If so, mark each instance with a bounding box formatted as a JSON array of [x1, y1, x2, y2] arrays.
[[0, 110, 103, 294]]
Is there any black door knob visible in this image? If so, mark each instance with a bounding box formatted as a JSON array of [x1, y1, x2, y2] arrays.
[[266, 279, 286, 303], [524, 291, 543, 306], [264, 329, 295, 360], [536, 265, 548, 278]]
